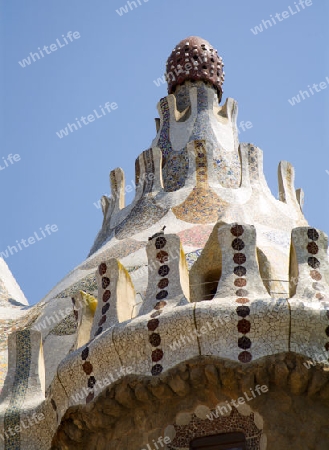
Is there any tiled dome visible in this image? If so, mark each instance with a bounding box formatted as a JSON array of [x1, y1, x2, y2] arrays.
[[166, 36, 225, 101]]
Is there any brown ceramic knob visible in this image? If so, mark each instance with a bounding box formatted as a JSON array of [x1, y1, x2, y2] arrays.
[[166, 36, 224, 101]]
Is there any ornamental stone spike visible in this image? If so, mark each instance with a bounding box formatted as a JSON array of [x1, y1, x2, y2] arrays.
[[290, 227, 329, 301], [138, 233, 190, 316], [91, 258, 136, 338], [215, 223, 271, 300], [0, 330, 45, 427], [109, 167, 125, 213], [72, 291, 97, 350]]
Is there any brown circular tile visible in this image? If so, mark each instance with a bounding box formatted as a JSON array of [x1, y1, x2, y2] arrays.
[[98, 263, 107, 275], [149, 333, 161, 347], [156, 290, 168, 300], [232, 238, 245, 251], [152, 349, 164, 362], [236, 306, 250, 318], [158, 278, 169, 289], [156, 251, 169, 263], [310, 270, 322, 281], [98, 315, 107, 326], [234, 278, 247, 287], [234, 266, 247, 277], [150, 311, 162, 318], [308, 257, 320, 269], [103, 290, 111, 302], [238, 336, 251, 350], [154, 300, 167, 310], [82, 361, 93, 375], [326, 326, 329, 337], [155, 237, 167, 249], [102, 277, 110, 289], [236, 298, 250, 304], [231, 225, 244, 237], [237, 319, 251, 334], [307, 242, 319, 255], [307, 228, 319, 241], [158, 265, 170, 277], [102, 303, 110, 315], [236, 289, 248, 297], [147, 319, 159, 331], [238, 351, 252, 363], [316, 293, 325, 300], [151, 364, 163, 376], [88, 376, 96, 388], [233, 253, 246, 265], [325, 342, 329, 351]]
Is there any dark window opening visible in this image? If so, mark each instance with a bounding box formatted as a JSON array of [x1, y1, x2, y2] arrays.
[[190, 432, 247, 449], [203, 269, 221, 300]]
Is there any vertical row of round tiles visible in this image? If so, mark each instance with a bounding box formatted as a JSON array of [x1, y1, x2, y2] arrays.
[[230, 225, 252, 364], [73, 295, 96, 403], [306, 228, 329, 351], [79, 262, 111, 404], [147, 236, 169, 376], [96, 262, 111, 337], [81, 345, 96, 403]]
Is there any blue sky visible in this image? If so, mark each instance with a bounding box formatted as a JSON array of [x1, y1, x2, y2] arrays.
[[1, 0, 328, 305]]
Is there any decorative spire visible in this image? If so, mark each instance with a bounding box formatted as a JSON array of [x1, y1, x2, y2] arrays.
[[165, 36, 225, 101]]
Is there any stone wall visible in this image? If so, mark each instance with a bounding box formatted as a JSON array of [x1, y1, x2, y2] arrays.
[[51, 354, 329, 450]]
